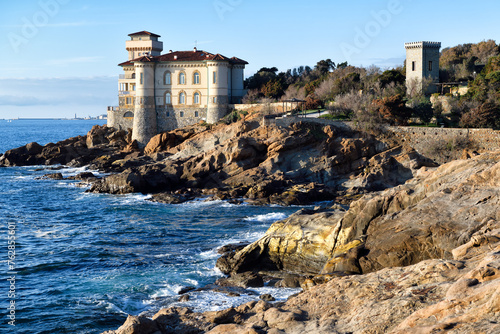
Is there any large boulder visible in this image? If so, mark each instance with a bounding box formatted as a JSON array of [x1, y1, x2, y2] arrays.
[[89, 163, 181, 194], [217, 151, 500, 278], [0, 142, 46, 166]]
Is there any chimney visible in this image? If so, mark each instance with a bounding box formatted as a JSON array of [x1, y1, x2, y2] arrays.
[[174, 55, 177, 60], [169, 50, 173, 53], [194, 47, 197, 52]]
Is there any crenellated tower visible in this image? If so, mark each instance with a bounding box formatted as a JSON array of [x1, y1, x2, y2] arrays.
[[405, 41, 441, 94]]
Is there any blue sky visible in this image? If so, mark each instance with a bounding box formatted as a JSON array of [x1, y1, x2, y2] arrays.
[[0, 0, 499, 118]]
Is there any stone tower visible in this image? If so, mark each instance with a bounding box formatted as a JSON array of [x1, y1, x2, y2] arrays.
[[132, 60, 157, 147], [405, 41, 441, 94], [206, 60, 229, 124], [126, 31, 163, 60]]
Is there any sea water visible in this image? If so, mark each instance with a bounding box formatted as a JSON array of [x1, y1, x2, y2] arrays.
[[0, 119, 302, 334]]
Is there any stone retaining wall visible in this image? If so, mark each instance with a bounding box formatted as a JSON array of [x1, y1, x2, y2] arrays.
[[264, 116, 500, 153], [262, 116, 354, 131], [389, 126, 500, 152], [107, 107, 134, 131]]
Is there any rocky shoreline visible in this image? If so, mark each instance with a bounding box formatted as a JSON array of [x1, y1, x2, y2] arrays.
[[1, 114, 498, 333], [0, 113, 435, 206]]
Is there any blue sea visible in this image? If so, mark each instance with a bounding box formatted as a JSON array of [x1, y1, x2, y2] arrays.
[[0, 119, 302, 334]]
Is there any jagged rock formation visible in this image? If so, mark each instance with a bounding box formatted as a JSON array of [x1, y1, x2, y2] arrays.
[[85, 118, 433, 205], [1, 115, 499, 333], [0, 115, 436, 206], [104, 151, 500, 333], [219, 152, 500, 279]]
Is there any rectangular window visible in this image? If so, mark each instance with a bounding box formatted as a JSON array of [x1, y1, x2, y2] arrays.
[[213, 97, 217, 103], [126, 97, 131, 105], [412, 61, 416, 71], [140, 73, 143, 85], [428, 61, 433, 71], [213, 71, 217, 84], [132, 84, 136, 91]]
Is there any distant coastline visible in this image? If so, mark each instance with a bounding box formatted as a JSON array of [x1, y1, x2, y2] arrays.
[[2, 117, 106, 121]]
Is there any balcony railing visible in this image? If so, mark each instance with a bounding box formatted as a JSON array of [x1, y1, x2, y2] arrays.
[[119, 91, 135, 96]]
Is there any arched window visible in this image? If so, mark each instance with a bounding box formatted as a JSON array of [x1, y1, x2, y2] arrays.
[[193, 71, 200, 84], [164, 71, 171, 85], [179, 72, 185, 85], [165, 92, 171, 105], [131, 73, 136, 79], [194, 92, 200, 104], [179, 92, 186, 104]]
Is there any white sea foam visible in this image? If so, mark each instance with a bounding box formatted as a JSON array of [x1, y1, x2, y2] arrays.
[[167, 285, 301, 313], [244, 212, 288, 222], [34, 229, 61, 238], [150, 283, 185, 298], [180, 198, 224, 208], [199, 249, 219, 260], [116, 193, 153, 205], [110, 295, 151, 314], [184, 279, 199, 286], [98, 300, 128, 315], [153, 253, 172, 258]]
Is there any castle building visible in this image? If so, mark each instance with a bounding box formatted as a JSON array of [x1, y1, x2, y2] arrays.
[[107, 31, 248, 147], [405, 41, 441, 94]]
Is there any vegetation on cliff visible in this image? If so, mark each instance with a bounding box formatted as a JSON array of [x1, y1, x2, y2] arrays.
[[242, 40, 500, 130]]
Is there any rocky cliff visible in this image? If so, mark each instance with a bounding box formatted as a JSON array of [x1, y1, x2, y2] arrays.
[[2, 115, 498, 333], [104, 151, 500, 333], [0, 116, 433, 205]]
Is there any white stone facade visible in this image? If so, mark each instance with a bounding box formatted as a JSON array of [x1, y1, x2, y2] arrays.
[[108, 31, 247, 147]]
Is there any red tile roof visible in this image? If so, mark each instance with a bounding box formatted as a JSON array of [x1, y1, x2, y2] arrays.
[[118, 50, 248, 67], [128, 31, 161, 38]]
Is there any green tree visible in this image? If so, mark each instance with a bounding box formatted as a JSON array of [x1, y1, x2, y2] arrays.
[[409, 97, 434, 124], [315, 59, 336, 75], [244, 67, 278, 90], [261, 79, 285, 99], [378, 69, 405, 87], [332, 72, 361, 96]]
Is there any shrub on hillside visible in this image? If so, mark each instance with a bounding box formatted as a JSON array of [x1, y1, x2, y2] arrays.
[[408, 97, 433, 124], [460, 102, 500, 129], [422, 135, 478, 163], [372, 94, 412, 125], [305, 94, 322, 110]]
